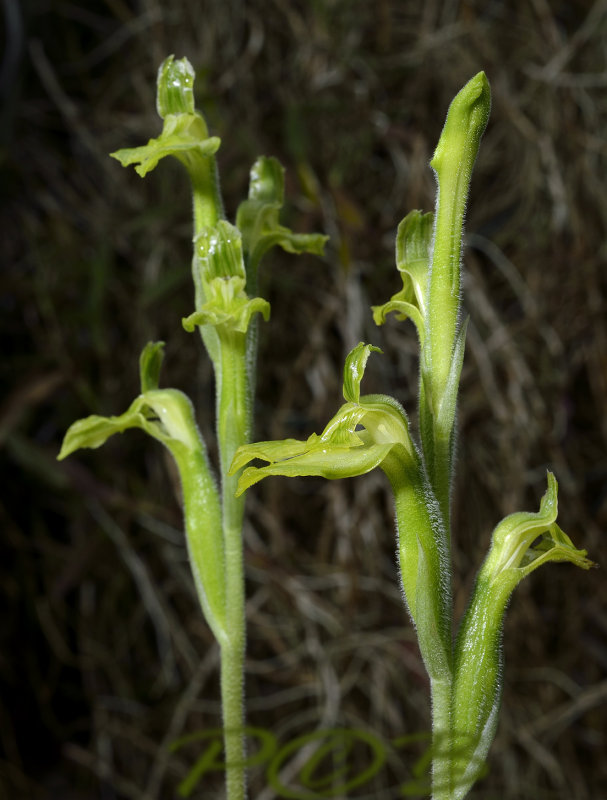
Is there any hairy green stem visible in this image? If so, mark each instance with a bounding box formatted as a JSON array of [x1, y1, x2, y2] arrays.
[[431, 677, 453, 800], [217, 336, 250, 800], [191, 159, 222, 234]]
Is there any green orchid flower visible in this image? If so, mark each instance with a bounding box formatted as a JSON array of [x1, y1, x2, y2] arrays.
[[58, 343, 226, 642], [236, 155, 328, 290], [372, 209, 433, 344], [182, 221, 271, 338], [450, 472, 593, 800], [111, 55, 222, 231], [231, 343, 414, 490], [232, 343, 452, 681]]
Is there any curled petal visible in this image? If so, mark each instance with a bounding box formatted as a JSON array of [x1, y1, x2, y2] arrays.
[[343, 343, 382, 403]]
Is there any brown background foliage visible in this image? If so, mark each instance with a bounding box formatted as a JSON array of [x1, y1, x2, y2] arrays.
[[2, 0, 607, 798]]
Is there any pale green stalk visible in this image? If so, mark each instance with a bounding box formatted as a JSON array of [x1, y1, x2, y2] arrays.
[[216, 334, 249, 800]]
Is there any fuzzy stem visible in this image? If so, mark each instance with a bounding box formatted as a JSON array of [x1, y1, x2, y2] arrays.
[[191, 140, 249, 800], [216, 334, 250, 800], [431, 676, 453, 800]]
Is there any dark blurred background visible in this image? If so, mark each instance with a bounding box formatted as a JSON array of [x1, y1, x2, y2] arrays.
[[2, 0, 607, 798]]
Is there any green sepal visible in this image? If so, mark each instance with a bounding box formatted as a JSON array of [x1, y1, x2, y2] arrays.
[[232, 428, 396, 496], [156, 54, 195, 117], [236, 156, 328, 281], [140, 341, 165, 393], [343, 342, 382, 403], [451, 472, 593, 799], [110, 114, 220, 178], [58, 389, 203, 461], [195, 220, 246, 282], [372, 210, 433, 343]]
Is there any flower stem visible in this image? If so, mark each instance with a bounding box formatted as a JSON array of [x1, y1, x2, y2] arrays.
[[431, 676, 453, 800], [217, 334, 250, 800]]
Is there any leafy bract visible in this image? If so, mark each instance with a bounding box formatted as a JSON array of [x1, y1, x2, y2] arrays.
[[58, 342, 226, 641]]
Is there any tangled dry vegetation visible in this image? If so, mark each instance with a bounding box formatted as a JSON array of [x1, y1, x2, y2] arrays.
[[3, 1, 607, 798]]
